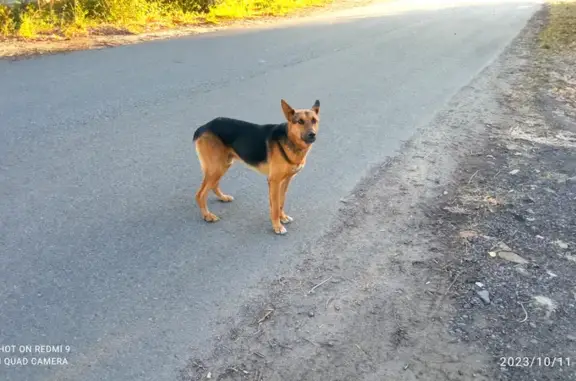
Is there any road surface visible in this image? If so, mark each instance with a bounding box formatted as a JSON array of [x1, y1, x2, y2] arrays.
[[0, 0, 542, 379]]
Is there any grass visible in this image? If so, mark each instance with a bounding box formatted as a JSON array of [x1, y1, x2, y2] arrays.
[[0, 0, 333, 40], [540, 0, 576, 50]]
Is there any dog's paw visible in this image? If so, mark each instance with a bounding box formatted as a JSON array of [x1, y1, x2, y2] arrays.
[[218, 195, 234, 202], [280, 215, 293, 224], [273, 225, 287, 235], [203, 213, 220, 222]]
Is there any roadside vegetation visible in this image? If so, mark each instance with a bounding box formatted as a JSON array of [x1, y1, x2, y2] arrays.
[[540, 0, 576, 49], [0, 0, 332, 39]]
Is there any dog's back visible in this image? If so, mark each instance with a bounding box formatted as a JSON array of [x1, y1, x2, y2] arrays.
[[194, 117, 287, 166]]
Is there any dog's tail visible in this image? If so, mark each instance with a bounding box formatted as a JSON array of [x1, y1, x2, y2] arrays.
[[193, 124, 209, 141]]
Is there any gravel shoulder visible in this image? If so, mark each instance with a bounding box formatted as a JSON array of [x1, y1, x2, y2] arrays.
[[178, 5, 576, 381]]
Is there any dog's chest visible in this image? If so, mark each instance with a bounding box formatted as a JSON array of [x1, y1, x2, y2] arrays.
[[293, 163, 305, 174]]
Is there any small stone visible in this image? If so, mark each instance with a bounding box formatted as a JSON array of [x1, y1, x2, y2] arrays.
[[459, 230, 478, 239], [206, 372, 212, 379], [308, 311, 315, 318], [554, 240, 569, 249], [498, 251, 529, 264], [477, 290, 491, 304], [475, 282, 485, 288], [334, 304, 341, 311], [527, 208, 535, 214], [516, 266, 530, 276], [533, 295, 557, 317], [509, 169, 520, 175], [544, 188, 557, 194], [567, 335, 576, 341]]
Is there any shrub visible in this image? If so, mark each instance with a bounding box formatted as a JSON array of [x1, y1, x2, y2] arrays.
[[0, 0, 331, 38]]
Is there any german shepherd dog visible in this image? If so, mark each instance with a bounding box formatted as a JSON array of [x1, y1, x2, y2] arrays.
[[193, 99, 320, 235]]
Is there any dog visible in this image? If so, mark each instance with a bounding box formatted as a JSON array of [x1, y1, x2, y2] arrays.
[[192, 99, 320, 235]]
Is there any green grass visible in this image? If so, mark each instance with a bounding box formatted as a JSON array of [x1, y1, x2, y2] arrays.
[[540, 0, 576, 50], [0, 0, 333, 39]]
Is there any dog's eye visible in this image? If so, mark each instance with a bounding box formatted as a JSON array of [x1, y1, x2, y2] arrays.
[[297, 119, 305, 125], [311, 118, 317, 124]]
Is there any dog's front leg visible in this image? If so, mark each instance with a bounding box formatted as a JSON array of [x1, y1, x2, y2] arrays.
[[279, 175, 294, 224], [268, 178, 286, 235]]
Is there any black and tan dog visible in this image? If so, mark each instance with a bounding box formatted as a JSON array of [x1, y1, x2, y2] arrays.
[[192, 99, 320, 235]]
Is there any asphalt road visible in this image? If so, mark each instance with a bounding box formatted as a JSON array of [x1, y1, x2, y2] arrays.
[[0, 0, 542, 379]]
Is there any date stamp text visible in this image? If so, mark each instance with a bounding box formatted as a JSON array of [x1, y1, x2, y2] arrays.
[[499, 356, 571, 368]]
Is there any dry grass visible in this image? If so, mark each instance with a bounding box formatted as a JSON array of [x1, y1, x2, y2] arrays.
[[540, 0, 576, 50]]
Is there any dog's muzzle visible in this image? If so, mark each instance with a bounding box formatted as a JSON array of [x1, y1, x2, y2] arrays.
[[303, 131, 316, 144]]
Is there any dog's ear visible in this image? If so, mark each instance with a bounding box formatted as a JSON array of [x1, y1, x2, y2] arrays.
[[312, 100, 320, 115], [281, 99, 295, 122]]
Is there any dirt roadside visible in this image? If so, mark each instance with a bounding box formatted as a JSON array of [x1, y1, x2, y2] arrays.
[[177, 5, 576, 381]]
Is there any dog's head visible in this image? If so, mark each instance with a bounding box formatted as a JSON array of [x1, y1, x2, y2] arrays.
[[280, 99, 320, 147]]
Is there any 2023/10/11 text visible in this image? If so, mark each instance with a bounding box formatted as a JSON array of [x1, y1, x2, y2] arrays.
[[500, 356, 571, 368]]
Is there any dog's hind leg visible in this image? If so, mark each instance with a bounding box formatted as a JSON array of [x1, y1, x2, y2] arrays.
[[196, 174, 221, 222], [194, 135, 233, 222], [213, 155, 234, 202]]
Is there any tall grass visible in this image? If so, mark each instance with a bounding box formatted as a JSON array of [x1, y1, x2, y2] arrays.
[[0, 0, 332, 39]]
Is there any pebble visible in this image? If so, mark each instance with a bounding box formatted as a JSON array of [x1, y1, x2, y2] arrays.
[[308, 311, 315, 318], [554, 240, 569, 249], [498, 251, 529, 264], [477, 290, 491, 304]]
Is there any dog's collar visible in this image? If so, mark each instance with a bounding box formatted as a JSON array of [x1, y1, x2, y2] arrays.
[[276, 140, 297, 166]]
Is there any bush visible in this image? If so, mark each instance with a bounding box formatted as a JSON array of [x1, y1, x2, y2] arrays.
[[0, 4, 16, 36], [0, 0, 331, 38]]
